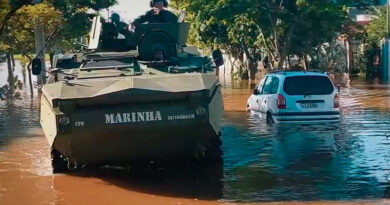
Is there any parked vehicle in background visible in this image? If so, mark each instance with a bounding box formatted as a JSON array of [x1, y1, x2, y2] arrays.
[[0, 54, 6, 63], [247, 71, 340, 124]]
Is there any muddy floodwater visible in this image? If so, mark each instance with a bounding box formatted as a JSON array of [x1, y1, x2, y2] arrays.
[[1, 62, 390, 204]]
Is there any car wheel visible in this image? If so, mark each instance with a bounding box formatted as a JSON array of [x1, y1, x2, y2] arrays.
[[266, 113, 274, 125], [204, 137, 223, 163], [196, 137, 223, 164], [51, 149, 68, 173]]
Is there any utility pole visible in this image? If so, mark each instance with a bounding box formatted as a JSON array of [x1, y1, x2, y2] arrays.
[[387, 0, 389, 38], [34, 18, 46, 86], [385, 0, 390, 81], [33, 0, 46, 86]]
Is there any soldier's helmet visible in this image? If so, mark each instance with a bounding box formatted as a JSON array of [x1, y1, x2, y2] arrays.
[[110, 13, 120, 23], [150, 0, 168, 7]]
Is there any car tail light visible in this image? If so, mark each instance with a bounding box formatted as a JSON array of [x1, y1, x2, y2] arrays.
[[334, 94, 340, 108], [277, 94, 286, 109]]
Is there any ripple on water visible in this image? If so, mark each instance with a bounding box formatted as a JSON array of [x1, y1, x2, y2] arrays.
[[1, 64, 390, 202], [220, 78, 390, 202]]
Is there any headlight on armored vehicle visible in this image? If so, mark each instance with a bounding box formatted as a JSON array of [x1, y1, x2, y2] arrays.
[[196, 106, 206, 116], [58, 116, 70, 127]]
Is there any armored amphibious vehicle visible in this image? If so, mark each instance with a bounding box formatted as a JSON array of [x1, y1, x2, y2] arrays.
[[33, 16, 224, 173]]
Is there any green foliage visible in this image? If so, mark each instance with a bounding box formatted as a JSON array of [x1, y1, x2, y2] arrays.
[[49, 0, 117, 39], [365, 6, 386, 77], [173, 0, 348, 74], [0, 75, 23, 101], [0, 2, 64, 55], [366, 6, 386, 47], [0, 0, 117, 55], [50, 0, 117, 14]]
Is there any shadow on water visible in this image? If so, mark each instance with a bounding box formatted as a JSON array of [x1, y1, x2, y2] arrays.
[[221, 108, 390, 202], [3, 63, 390, 203], [67, 162, 224, 200]]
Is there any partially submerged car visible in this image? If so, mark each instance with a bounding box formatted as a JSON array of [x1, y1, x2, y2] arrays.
[[247, 71, 340, 124]]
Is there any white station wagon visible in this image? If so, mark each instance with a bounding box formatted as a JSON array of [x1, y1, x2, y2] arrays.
[[247, 71, 340, 124]]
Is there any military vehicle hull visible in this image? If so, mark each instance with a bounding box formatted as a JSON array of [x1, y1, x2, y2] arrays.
[[33, 19, 225, 172], [40, 72, 223, 168]]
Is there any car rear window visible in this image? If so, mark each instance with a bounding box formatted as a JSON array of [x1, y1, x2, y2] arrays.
[[283, 76, 334, 95]]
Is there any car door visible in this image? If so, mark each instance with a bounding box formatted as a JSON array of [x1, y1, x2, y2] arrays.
[[251, 77, 267, 112], [260, 76, 274, 113], [267, 76, 280, 114]]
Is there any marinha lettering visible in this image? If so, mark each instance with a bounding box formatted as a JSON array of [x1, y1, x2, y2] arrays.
[[105, 111, 162, 124]]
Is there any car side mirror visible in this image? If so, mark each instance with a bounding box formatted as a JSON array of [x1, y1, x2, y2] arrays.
[[212, 49, 224, 67], [32, 58, 42, 75], [253, 89, 260, 95], [337, 86, 341, 93]]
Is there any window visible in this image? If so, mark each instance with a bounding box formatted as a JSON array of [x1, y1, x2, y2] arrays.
[[283, 76, 334, 95], [255, 77, 267, 94], [262, 77, 274, 94], [270, 77, 279, 94]]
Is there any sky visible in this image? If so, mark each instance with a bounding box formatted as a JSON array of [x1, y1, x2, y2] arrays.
[[102, 0, 152, 23], [103, 0, 388, 23]]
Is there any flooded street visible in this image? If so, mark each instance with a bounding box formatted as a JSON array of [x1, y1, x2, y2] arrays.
[[1, 62, 390, 204]]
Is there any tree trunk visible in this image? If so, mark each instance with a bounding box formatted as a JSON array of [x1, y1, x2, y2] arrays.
[[287, 55, 291, 69], [302, 54, 308, 70], [278, 51, 287, 69], [240, 41, 257, 80], [6, 53, 14, 90], [50, 52, 54, 68], [22, 54, 34, 97], [277, 23, 297, 69], [248, 60, 257, 81], [27, 62, 34, 98], [11, 53, 15, 70]]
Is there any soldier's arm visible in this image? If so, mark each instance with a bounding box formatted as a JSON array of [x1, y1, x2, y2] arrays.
[[164, 10, 178, 23], [133, 10, 153, 25]]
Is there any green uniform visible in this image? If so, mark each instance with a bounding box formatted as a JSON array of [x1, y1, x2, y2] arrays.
[[133, 9, 178, 25]]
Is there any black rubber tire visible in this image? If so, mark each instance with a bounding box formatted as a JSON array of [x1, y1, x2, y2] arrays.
[[266, 113, 274, 125], [51, 149, 68, 174], [202, 137, 223, 163]]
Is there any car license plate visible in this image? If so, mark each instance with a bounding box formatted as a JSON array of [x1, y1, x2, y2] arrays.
[[301, 103, 318, 109]]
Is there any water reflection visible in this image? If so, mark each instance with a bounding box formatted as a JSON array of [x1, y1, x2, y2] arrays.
[[0, 62, 39, 140], [66, 162, 223, 200], [220, 77, 390, 202], [222, 119, 388, 201], [1, 64, 390, 203]]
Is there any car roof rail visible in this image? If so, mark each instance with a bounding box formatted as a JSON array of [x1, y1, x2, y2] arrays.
[[268, 70, 287, 74], [268, 69, 327, 75], [304, 69, 326, 73]]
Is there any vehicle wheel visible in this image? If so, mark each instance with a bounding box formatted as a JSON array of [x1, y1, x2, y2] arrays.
[[203, 137, 223, 163], [66, 159, 80, 172], [266, 113, 274, 125], [51, 149, 68, 173]]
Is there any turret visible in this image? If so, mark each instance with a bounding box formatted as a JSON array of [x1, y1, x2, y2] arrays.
[[97, 14, 191, 62]]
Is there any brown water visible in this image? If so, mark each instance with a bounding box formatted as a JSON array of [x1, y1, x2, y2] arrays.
[[1, 63, 390, 204]]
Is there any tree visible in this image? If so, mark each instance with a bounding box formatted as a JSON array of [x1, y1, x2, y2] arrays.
[[0, 0, 117, 96], [365, 6, 386, 77], [0, 0, 35, 35], [0, 3, 64, 96], [0, 0, 117, 35], [172, 0, 349, 80]]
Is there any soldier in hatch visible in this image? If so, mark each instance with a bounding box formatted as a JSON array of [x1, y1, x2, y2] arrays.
[[132, 0, 178, 27], [110, 13, 132, 39]]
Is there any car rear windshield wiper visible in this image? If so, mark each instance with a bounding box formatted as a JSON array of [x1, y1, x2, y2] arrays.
[[304, 92, 314, 97]]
